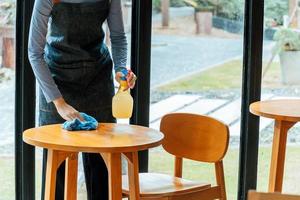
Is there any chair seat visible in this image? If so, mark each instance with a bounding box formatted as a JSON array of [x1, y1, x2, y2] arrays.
[[122, 173, 211, 198]]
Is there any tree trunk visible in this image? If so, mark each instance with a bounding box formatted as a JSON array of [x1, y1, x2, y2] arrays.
[[161, 0, 169, 27], [2, 37, 15, 69], [289, 0, 298, 28]]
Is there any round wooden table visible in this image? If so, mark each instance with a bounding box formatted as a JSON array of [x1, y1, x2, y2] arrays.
[[250, 99, 300, 193], [23, 123, 164, 200]]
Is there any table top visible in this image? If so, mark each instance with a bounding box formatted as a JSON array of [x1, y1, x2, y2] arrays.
[[23, 123, 164, 153], [250, 99, 300, 122]]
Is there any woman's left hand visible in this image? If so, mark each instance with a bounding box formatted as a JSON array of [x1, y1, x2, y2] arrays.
[[115, 69, 137, 90]]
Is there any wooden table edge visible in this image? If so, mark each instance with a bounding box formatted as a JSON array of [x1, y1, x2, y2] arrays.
[[249, 103, 300, 122], [23, 136, 164, 153]]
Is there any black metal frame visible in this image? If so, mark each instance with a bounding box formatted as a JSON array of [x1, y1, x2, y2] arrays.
[[130, 0, 153, 172], [15, 0, 36, 199], [238, 0, 265, 199], [15, 0, 265, 199]]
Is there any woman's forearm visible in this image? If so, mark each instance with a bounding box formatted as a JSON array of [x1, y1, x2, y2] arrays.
[[108, 0, 128, 71]]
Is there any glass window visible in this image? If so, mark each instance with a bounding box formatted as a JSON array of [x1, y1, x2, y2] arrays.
[[259, 0, 300, 193], [149, 0, 245, 199], [0, 0, 16, 199]]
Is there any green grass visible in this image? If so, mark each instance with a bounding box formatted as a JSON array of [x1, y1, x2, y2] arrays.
[[1, 145, 300, 199], [0, 156, 42, 200], [149, 146, 300, 200], [0, 157, 15, 200], [157, 60, 281, 92]]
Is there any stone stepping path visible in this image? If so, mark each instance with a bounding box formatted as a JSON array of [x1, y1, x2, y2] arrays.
[[149, 96, 228, 130], [177, 98, 226, 114], [2, 91, 299, 155], [117, 94, 201, 125], [229, 118, 273, 136], [209, 98, 241, 126], [150, 94, 200, 122], [229, 96, 300, 136], [149, 94, 275, 137]]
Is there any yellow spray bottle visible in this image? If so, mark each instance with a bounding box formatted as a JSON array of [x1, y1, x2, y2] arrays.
[[112, 69, 134, 119]]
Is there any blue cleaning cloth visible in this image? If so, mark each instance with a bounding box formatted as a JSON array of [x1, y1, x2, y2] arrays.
[[62, 113, 98, 131]]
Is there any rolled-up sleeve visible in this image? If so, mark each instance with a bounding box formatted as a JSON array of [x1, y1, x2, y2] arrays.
[[107, 0, 128, 72], [28, 0, 62, 103]]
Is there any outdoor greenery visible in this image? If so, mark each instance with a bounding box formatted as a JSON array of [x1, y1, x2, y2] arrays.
[[153, 0, 288, 24], [265, 0, 288, 26], [153, 0, 187, 12], [215, 0, 244, 20], [273, 28, 300, 54], [150, 146, 300, 200], [183, 0, 216, 12], [0, 0, 291, 27], [153, 0, 161, 12], [157, 60, 280, 92], [216, 0, 288, 22], [1, 146, 300, 199]]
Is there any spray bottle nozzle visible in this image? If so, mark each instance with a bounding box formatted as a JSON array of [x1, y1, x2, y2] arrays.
[[120, 68, 128, 81]]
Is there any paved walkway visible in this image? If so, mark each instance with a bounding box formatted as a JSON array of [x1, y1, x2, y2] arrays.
[[148, 94, 276, 136], [151, 35, 242, 86]]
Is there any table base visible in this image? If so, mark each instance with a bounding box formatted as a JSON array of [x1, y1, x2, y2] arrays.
[[45, 150, 78, 200], [45, 150, 141, 200], [269, 120, 296, 192]]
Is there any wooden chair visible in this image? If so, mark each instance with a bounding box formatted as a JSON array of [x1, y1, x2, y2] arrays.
[[248, 190, 300, 200], [122, 113, 230, 200]]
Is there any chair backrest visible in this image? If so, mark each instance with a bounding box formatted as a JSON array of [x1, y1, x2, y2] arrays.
[[248, 191, 300, 200], [160, 113, 229, 163]]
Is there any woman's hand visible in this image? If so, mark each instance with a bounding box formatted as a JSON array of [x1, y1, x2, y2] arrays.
[[115, 69, 137, 90], [53, 97, 84, 121]]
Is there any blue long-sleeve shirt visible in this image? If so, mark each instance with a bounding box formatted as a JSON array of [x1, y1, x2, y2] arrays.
[[28, 0, 128, 103]]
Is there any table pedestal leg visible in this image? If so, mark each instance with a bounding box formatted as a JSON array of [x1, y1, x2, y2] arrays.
[[124, 152, 140, 200], [64, 153, 78, 200], [100, 152, 122, 200], [269, 120, 295, 192], [45, 150, 78, 200]]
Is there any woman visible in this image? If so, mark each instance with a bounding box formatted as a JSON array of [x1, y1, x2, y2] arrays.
[[28, 0, 136, 199]]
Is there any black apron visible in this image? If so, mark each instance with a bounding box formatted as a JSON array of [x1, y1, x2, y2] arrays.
[[39, 1, 115, 199]]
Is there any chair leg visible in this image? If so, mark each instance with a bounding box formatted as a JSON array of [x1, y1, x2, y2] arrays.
[[215, 161, 226, 200], [124, 152, 141, 200]]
